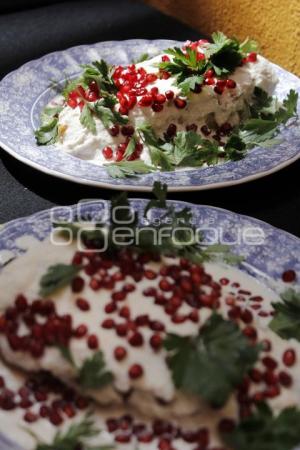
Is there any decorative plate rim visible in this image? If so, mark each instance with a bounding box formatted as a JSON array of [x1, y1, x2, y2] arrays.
[[0, 38, 299, 192]]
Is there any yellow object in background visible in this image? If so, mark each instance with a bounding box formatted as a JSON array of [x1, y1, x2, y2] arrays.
[[145, 0, 300, 76]]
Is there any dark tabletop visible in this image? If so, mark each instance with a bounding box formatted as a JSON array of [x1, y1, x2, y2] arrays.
[[0, 0, 299, 237]]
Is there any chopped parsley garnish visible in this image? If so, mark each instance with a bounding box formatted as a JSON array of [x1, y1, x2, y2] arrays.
[[164, 313, 260, 407], [35, 412, 115, 450], [39, 263, 81, 297], [103, 87, 297, 177], [222, 402, 300, 450], [105, 160, 155, 178], [159, 32, 259, 92], [269, 289, 300, 340], [78, 351, 113, 390]]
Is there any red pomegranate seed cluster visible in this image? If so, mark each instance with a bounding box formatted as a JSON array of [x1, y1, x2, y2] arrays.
[[0, 295, 73, 358], [0, 371, 89, 425], [99, 256, 222, 359], [67, 81, 100, 109], [105, 415, 220, 449]]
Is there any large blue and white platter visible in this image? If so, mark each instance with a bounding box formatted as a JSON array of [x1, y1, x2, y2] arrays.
[[0, 199, 299, 449], [0, 39, 299, 191]]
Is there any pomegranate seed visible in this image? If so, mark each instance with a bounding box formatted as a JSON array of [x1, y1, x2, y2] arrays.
[[242, 326, 257, 340], [263, 370, 278, 385], [71, 276, 84, 293], [282, 270, 296, 283], [49, 409, 63, 426], [24, 411, 38, 423], [214, 85, 224, 95], [150, 334, 162, 350], [129, 364, 143, 379], [15, 294, 28, 312], [186, 123, 198, 132], [226, 79, 236, 89], [150, 321, 165, 332], [138, 433, 153, 443], [135, 315, 149, 326], [174, 97, 187, 109], [121, 125, 134, 136], [74, 324, 88, 338], [63, 404, 76, 418], [75, 396, 89, 409], [165, 90, 174, 100], [0, 376, 5, 388], [265, 385, 280, 398], [102, 146, 113, 160], [119, 306, 130, 319], [162, 55, 170, 62], [150, 86, 159, 96], [147, 73, 158, 83], [189, 310, 199, 323], [262, 356, 278, 370], [102, 319, 115, 329], [138, 95, 153, 107], [116, 323, 128, 337], [76, 298, 90, 311], [240, 309, 253, 324], [283, 349, 296, 367], [112, 291, 126, 302], [105, 302, 117, 314], [128, 332, 144, 347], [87, 334, 99, 350], [248, 52, 257, 62], [109, 124, 120, 136], [201, 125, 211, 136], [205, 69, 215, 78], [159, 279, 172, 291], [115, 434, 131, 443], [152, 102, 163, 112], [155, 94, 166, 104], [218, 418, 236, 433], [106, 418, 119, 432], [119, 105, 128, 115], [279, 371, 293, 387], [67, 98, 77, 108], [114, 346, 127, 361], [166, 123, 177, 138], [249, 368, 262, 383]]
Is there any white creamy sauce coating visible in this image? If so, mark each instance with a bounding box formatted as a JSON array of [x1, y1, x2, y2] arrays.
[[0, 237, 298, 449], [54, 53, 278, 164]]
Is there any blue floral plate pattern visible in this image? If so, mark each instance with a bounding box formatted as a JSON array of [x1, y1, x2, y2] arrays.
[[0, 200, 299, 449], [0, 39, 299, 191]]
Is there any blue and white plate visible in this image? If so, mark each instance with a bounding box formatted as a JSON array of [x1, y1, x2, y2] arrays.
[[0, 40, 299, 191], [0, 199, 299, 449]]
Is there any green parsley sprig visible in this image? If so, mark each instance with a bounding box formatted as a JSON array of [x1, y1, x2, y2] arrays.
[[269, 289, 300, 340], [164, 313, 261, 407], [222, 402, 300, 450], [34, 412, 115, 450]]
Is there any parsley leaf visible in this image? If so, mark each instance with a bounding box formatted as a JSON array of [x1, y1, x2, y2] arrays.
[[222, 402, 300, 450], [178, 75, 204, 96], [35, 118, 59, 145], [78, 351, 113, 390], [165, 313, 260, 407], [80, 104, 96, 134], [80, 60, 117, 95], [39, 264, 82, 297], [143, 181, 168, 216], [269, 289, 300, 340], [35, 104, 63, 145], [93, 98, 128, 128], [105, 160, 155, 178], [35, 412, 115, 450]]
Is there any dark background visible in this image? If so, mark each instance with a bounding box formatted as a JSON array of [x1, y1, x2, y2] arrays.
[[0, 0, 299, 237]]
